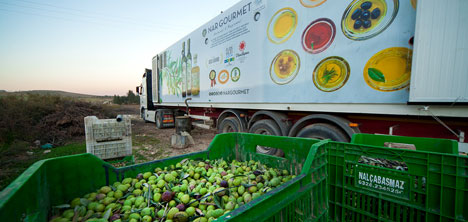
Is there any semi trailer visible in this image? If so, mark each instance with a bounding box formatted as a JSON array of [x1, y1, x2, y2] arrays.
[[137, 0, 468, 154]]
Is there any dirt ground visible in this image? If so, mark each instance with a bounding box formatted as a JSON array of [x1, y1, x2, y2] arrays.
[[117, 105, 217, 164]]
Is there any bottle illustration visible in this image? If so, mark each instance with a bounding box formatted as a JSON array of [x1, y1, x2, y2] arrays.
[[191, 54, 200, 96], [186, 39, 192, 96], [181, 42, 187, 98]]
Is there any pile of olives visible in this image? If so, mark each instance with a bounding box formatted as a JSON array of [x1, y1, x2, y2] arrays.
[[351, 1, 382, 30], [49, 159, 295, 222]]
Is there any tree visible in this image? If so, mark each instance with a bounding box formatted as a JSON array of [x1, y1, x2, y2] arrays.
[[112, 90, 139, 105]]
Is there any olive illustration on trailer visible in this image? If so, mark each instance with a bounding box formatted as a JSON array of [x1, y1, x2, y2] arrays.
[[342, 0, 399, 40], [351, 1, 382, 29]]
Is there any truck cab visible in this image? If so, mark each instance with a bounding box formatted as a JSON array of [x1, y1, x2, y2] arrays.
[[136, 69, 155, 122]]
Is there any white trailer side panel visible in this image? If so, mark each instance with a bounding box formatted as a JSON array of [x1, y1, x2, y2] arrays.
[[410, 0, 468, 103], [157, 0, 416, 105]]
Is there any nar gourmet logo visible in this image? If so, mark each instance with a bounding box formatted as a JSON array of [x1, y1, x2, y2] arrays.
[[239, 41, 246, 52]]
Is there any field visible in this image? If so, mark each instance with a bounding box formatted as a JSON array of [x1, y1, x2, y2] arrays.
[[0, 91, 216, 191], [0, 90, 113, 104]]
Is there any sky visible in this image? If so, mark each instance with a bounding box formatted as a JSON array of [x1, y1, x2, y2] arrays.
[[0, 0, 241, 96]]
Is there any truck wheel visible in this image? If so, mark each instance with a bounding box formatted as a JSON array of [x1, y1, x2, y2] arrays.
[[296, 123, 348, 142], [249, 119, 284, 156], [218, 117, 241, 133], [155, 111, 163, 129]]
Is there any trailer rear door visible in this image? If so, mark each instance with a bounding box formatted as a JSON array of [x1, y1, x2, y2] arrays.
[[151, 55, 160, 104], [410, 0, 468, 103]]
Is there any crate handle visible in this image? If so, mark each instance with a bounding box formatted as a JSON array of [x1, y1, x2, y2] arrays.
[[358, 155, 408, 171], [254, 145, 287, 159], [358, 146, 407, 162]]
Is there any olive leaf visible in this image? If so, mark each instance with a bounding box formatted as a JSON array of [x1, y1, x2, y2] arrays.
[[180, 158, 189, 165], [130, 209, 143, 213], [233, 174, 248, 178], [195, 208, 204, 216], [81, 210, 94, 221], [120, 192, 133, 200], [79, 198, 90, 206], [164, 183, 171, 191], [368, 68, 386, 82], [72, 206, 80, 222], [52, 204, 70, 209], [213, 195, 224, 209], [231, 164, 236, 173], [150, 200, 162, 208], [102, 208, 112, 220], [179, 171, 185, 179]]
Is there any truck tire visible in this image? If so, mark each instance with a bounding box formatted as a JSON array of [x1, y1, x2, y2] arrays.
[[218, 117, 241, 133], [155, 111, 163, 129], [296, 123, 348, 142], [249, 119, 284, 156]]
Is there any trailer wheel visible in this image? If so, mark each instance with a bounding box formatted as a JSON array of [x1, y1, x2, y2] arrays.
[[218, 117, 241, 133], [155, 111, 163, 129], [296, 123, 348, 142], [249, 119, 284, 156]]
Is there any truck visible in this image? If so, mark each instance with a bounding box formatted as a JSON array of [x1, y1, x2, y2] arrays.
[[137, 0, 468, 155]]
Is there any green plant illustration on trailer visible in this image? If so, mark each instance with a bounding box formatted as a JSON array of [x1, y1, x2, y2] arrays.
[[161, 52, 182, 96]]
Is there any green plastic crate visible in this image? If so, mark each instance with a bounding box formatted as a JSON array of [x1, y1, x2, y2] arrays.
[[323, 140, 468, 221], [351, 133, 459, 154], [0, 133, 328, 221]]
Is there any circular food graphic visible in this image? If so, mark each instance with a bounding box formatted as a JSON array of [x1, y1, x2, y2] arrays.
[[364, 47, 412, 91], [313, 56, 350, 92], [342, 0, 399, 40], [218, 70, 229, 84], [267, 8, 298, 44], [299, 0, 327, 8], [270, 50, 300, 85], [302, 18, 336, 54], [231, 67, 241, 82]]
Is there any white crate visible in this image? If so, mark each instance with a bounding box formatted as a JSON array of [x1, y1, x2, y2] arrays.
[[84, 115, 132, 160]]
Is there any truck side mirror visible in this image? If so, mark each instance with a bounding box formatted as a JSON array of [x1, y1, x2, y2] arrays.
[[136, 86, 140, 94]]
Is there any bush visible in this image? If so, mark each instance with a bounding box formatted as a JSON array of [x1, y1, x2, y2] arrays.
[[0, 94, 115, 145]]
